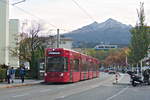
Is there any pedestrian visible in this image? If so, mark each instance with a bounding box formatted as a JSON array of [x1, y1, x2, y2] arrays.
[[6, 67, 10, 84], [143, 69, 150, 83], [19, 67, 26, 83], [10, 67, 15, 83]]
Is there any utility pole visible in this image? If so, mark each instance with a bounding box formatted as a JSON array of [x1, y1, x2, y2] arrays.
[[56, 29, 60, 48], [140, 59, 143, 76]]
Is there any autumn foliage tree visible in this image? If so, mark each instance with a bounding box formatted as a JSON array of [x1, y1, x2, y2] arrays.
[[84, 48, 129, 68], [10, 23, 45, 78], [104, 48, 128, 67]]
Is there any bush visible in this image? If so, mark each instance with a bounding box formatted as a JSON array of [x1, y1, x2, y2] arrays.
[[0, 64, 8, 69], [0, 68, 6, 82]]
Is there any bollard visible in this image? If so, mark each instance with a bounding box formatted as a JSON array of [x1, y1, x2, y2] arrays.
[[115, 73, 118, 84]]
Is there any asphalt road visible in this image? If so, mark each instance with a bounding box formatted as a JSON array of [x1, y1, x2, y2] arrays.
[[0, 72, 150, 100]]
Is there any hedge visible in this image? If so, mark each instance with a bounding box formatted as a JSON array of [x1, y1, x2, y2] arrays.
[[0, 68, 6, 82]]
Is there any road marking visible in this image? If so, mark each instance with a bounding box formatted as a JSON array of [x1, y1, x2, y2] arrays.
[[100, 84, 113, 87], [55, 77, 115, 99], [39, 89, 52, 92], [118, 75, 124, 82], [12, 93, 29, 98], [106, 86, 129, 100], [56, 95, 65, 99], [59, 86, 66, 89]]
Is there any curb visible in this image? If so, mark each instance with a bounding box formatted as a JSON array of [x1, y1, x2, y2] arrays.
[[0, 82, 41, 89]]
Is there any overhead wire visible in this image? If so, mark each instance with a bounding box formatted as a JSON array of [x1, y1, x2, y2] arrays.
[[13, 4, 73, 32], [0, 0, 59, 29], [0, 0, 77, 32], [71, 0, 96, 22], [12, 0, 26, 6], [13, 6, 59, 28]]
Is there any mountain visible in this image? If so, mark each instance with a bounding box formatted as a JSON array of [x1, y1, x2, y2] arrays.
[[63, 18, 132, 47]]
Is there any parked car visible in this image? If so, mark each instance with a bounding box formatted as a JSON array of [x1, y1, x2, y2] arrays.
[[108, 70, 116, 74], [104, 69, 109, 73], [99, 67, 104, 72]]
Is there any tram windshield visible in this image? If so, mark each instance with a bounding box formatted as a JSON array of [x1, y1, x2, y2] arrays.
[[46, 57, 68, 72]]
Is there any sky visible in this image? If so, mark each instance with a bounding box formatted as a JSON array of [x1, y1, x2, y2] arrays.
[[9, 0, 150, 33]]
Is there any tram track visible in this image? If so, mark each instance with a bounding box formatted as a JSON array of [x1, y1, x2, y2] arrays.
[[0, 73, 122, 100], [53, 74, 119, 100]]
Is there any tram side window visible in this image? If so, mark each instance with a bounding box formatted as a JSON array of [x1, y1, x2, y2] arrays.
[[64, 57, 68, 72], [93, 64, 96, 71], [82, 60, 88, 72], [70, 59, 73, 70], [74, 59, 79, 72], [81, 60, 84, 71], [86, 62, 90, 71], [87, 62, 89, 71], [95, 64, 98, 71], [89, 62, 94, 71]]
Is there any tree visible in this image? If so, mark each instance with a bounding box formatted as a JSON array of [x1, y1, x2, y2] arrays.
[[85, 49, 109, 62], [10, 23, 45, 78], [84, 48, 129, 68], [129, 2, 149, 66], [104, 48, 128, 67]]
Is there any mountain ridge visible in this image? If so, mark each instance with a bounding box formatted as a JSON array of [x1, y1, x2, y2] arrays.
[[63, 18, 132, 47]]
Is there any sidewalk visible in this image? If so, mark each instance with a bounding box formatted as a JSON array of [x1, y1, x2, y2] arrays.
[[0, 79, 43, 89], [113, 73, 130, 85]]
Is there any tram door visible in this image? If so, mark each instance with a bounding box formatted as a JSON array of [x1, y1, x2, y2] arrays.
[[37, 58, 45, 79], [70, 59, 74, 82]]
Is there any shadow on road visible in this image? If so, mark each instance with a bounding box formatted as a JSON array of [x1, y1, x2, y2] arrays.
[[113, 83, 130, 86], [40, 82, 74, 85]]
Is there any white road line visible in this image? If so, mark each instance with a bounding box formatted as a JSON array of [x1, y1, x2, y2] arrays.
[[55, 75, 115, 99], [12, 93, 29, 98], [57, 95, 65, 99], [59, 86, 66, 89], [59, 84, 75, 89], [39, 89, 52, 92], [106, 86, 129, 100], [118, 74, 125, 82]]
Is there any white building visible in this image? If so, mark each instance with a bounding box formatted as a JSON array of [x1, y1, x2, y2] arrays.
[[94, 44, 118, 50], [9, 19, 19, 67], [41, 36, 73, 50], [54, 38, 73, 49], [0, 0, 9, 65]]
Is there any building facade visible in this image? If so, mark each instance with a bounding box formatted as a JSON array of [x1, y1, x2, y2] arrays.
[[94, 44, 118, 50], [41, 36, 73, 50], [0, 0, 9, 65], [9, 19, 19, 67], [53, 38, 73, 49]]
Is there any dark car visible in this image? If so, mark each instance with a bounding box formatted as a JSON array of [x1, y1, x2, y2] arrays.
[[104, 69, 109, 73], [108, 70, 116, 74]]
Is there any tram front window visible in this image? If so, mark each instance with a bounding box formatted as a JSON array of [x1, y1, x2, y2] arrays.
[[46, 57, 68, 72]]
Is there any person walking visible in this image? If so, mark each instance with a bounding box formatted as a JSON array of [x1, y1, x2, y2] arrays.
[[10, 67, 15, 83], [19, 67, 26, 83], [6, 67, 11, 84]]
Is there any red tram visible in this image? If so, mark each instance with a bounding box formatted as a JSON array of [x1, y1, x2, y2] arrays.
[[44, 48, 99, 83]]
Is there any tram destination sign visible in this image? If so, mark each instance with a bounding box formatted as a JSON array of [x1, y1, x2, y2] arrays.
[[48, 51, 61, 55]]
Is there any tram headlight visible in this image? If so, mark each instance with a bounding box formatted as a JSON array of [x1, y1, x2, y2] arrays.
[[60, 73, 64, 77], [44, 73, 47, 76]]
